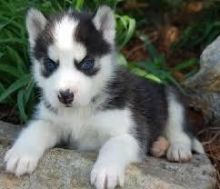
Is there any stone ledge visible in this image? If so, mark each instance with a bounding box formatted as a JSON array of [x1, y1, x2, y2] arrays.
[[0, 121, 216, 189]]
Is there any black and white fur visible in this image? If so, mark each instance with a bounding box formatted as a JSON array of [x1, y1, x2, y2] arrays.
[[4, 6, 204, 189]]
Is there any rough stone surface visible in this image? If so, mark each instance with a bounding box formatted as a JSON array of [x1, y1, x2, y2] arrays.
[[0, 121, 216, 189], [184, 35, 220, 126]]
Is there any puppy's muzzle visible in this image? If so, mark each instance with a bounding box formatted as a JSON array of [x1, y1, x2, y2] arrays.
[[58, 89, 74, 105]]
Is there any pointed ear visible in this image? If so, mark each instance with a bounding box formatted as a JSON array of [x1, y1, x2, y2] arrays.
[[26, 8, 47, 46], [93, 6, 115, 45]]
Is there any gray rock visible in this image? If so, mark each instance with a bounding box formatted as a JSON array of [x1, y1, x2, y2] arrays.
[[0, 121, 216, 189], [184, 36, 220, 126], [185, 36, 220, 91]]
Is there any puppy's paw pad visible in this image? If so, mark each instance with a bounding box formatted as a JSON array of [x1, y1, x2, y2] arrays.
[[151, 136, 169, 158], [4, 147, 39, 176], [167, 143, 192, 162], [91, 163, 124, 189]]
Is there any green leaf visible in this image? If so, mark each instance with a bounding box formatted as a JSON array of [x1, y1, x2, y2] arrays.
[[6, 46, 27, 74], [174, 59, 198, 71], [75, 0, 84, 10], [0, 38, 24, 44], [0, 82, 5, 94], [24, 79, 35, 104], [131, 67, 162, 83], [116, 15, 136, 49], [117, 53, 128, 66], [139, 35, 160, 60], [0, 18, 14, 31], [0, 74, 30, 102], [0, 64, 21, 78], [17, 89, 28, 121], [0, 51, 3, 58]]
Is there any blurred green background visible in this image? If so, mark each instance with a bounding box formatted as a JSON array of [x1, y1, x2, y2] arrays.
[[0, 0, 220, 123]]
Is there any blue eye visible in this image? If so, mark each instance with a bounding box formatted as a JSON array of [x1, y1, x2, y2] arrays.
[[75, 56, 98, 76], [44, 58, 58, 73], [80, 58, 95, 71]]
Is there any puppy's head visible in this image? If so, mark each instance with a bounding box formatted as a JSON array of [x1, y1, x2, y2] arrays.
[[26, 6, 116, 108]]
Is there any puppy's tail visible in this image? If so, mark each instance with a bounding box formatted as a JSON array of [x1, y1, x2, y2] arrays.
[[192, 137, 205, 154]]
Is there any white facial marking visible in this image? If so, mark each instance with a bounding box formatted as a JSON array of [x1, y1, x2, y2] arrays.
[[53, 16, 86, 61]]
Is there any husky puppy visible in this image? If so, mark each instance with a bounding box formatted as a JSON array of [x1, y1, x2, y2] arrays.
[[4, 6, 204, 189]]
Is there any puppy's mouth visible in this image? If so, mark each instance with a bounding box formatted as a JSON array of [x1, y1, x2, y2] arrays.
[[64, 104, 72, 108]]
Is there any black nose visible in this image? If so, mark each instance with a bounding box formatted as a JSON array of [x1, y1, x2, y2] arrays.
[[58, 89, 74, 105]]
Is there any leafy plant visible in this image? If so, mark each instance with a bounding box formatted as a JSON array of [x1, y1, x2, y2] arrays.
[[128, 34, 183, 90], [173, 1, 220, 52]]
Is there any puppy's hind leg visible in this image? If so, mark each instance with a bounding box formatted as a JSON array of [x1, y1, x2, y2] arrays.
[[165, 92, 193, 162]]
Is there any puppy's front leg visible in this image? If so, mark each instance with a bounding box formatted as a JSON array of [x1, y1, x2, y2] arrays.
[[91, 134, 140, 189], [4, 120, 59, 176]]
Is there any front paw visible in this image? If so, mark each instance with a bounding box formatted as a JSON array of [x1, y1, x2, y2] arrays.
[[167, 142, 192, 162], [90, 161, 125, 189], [4, 146, 41, 176]]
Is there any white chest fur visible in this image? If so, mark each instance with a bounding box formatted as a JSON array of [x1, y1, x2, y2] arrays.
[[38, 103, 134, 151]]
